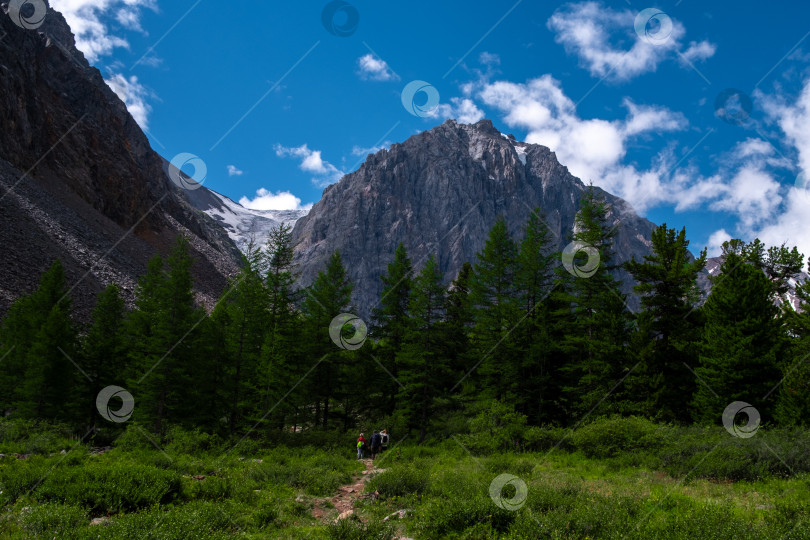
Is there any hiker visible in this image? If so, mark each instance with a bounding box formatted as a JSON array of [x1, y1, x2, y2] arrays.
[[380, 429, 389, 452], [370, 430, 382, 459], [356, 433, 366, 459]]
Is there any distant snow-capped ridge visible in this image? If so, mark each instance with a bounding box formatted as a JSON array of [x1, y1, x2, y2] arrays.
[[185, 187, 309, 253]]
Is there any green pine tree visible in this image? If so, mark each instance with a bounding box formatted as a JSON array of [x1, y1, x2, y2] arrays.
[[219, 239, 270, 434], [624, 224, 706, 421], [302, 251, 354, 429], [396, 256, 447, 443], [260, 225, 304, 431], [693, 247, 784, 423], [0, 261, 79, 421], [514, 210, 558, 423], [776, 256, 810, 425], [556, 187, 633, 419], [444, 262, 474, 392], [127, 236, 205, 434], [469, 217, 521, 403], [371, 243, 413, 415], [79, 284, 128, 429]]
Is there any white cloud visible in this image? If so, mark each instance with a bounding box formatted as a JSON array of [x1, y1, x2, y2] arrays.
[[432, 97, 486, 124], [104, 73, 152, 128], [479, 52, 501, 66], [274, 144, 345, 187], [356, 54, 399, 82], [476, 75, 687, 211], [239, 188, 311, 211], [734, 138, 774, 159], [681, 41, 717, 64], [751, 78, 810, 267], [761, 81, 810, 176], [707, 229, 732, 257], [466, 72, 798, 243], [756, 189, 810, 267], [726, 137, 791, 170], [50, 0, 157, 62], [622, 99, 688, 136], [227, 165, 243, 177], [710, 166, 783, 229], [547, 2, 715, 81], [115, 7, 144, 31]]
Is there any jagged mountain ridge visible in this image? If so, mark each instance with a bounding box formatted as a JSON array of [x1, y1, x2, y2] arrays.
[[291, 119, 657, 316], [0, 3, 241, 318]]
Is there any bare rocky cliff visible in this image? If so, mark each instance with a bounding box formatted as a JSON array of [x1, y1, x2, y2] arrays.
[[0, 2, 241, 318], [291, 119, 657, 315]]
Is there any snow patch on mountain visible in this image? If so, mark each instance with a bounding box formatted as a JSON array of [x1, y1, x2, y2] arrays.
[[515, 145, 527, 166], [194, 189, 308, 253]]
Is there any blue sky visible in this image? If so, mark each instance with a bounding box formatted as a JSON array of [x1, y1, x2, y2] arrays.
[[50, 0, 810, 260]]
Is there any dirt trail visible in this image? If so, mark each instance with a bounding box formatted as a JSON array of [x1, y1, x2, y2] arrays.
[[313, 458, 384, 522]]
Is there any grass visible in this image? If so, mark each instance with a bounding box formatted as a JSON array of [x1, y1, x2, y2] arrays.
[[0, 418, 808, 538]]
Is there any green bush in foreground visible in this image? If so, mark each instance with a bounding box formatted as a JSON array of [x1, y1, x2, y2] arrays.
[[367, 465, 429, 497], [35, 461, 181, 513], [571, 415, 666, 458], [327, 516, 395, 540], [18, 502, 87, 537]]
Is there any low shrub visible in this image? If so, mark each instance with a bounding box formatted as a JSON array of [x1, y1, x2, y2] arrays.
[[80, 500, 235, 539], [571, 416, 666, 458], [367, 466, 429, 498], [413, 493, 517, 539], [18, 502, 87, 537], [298, 468, 352, 496], [36, 460, 181, 513], [483, 454, 535, 476], [460, 400, 528, 455], [0, 419, 75, 455], [182, 475, 234, 502], [327, 515, 395, 540], [0, 456, 53, 504], [522, 425, 572, 452], [164, 426, 224, 455], [252, 499, 280, 529], [111, 424, 155, 452]]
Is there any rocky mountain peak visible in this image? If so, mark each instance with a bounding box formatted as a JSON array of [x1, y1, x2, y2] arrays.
[[291, 118, 656, 316]]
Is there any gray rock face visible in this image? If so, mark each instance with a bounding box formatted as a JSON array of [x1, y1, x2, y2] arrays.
[[291, 119, 657, 316], [0, 3, 241, 318]]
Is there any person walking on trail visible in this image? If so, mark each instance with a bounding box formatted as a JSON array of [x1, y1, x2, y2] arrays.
[[380, 429, 389, 452], [370, 430, 382, 459], [356, 433, 367, 459]]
